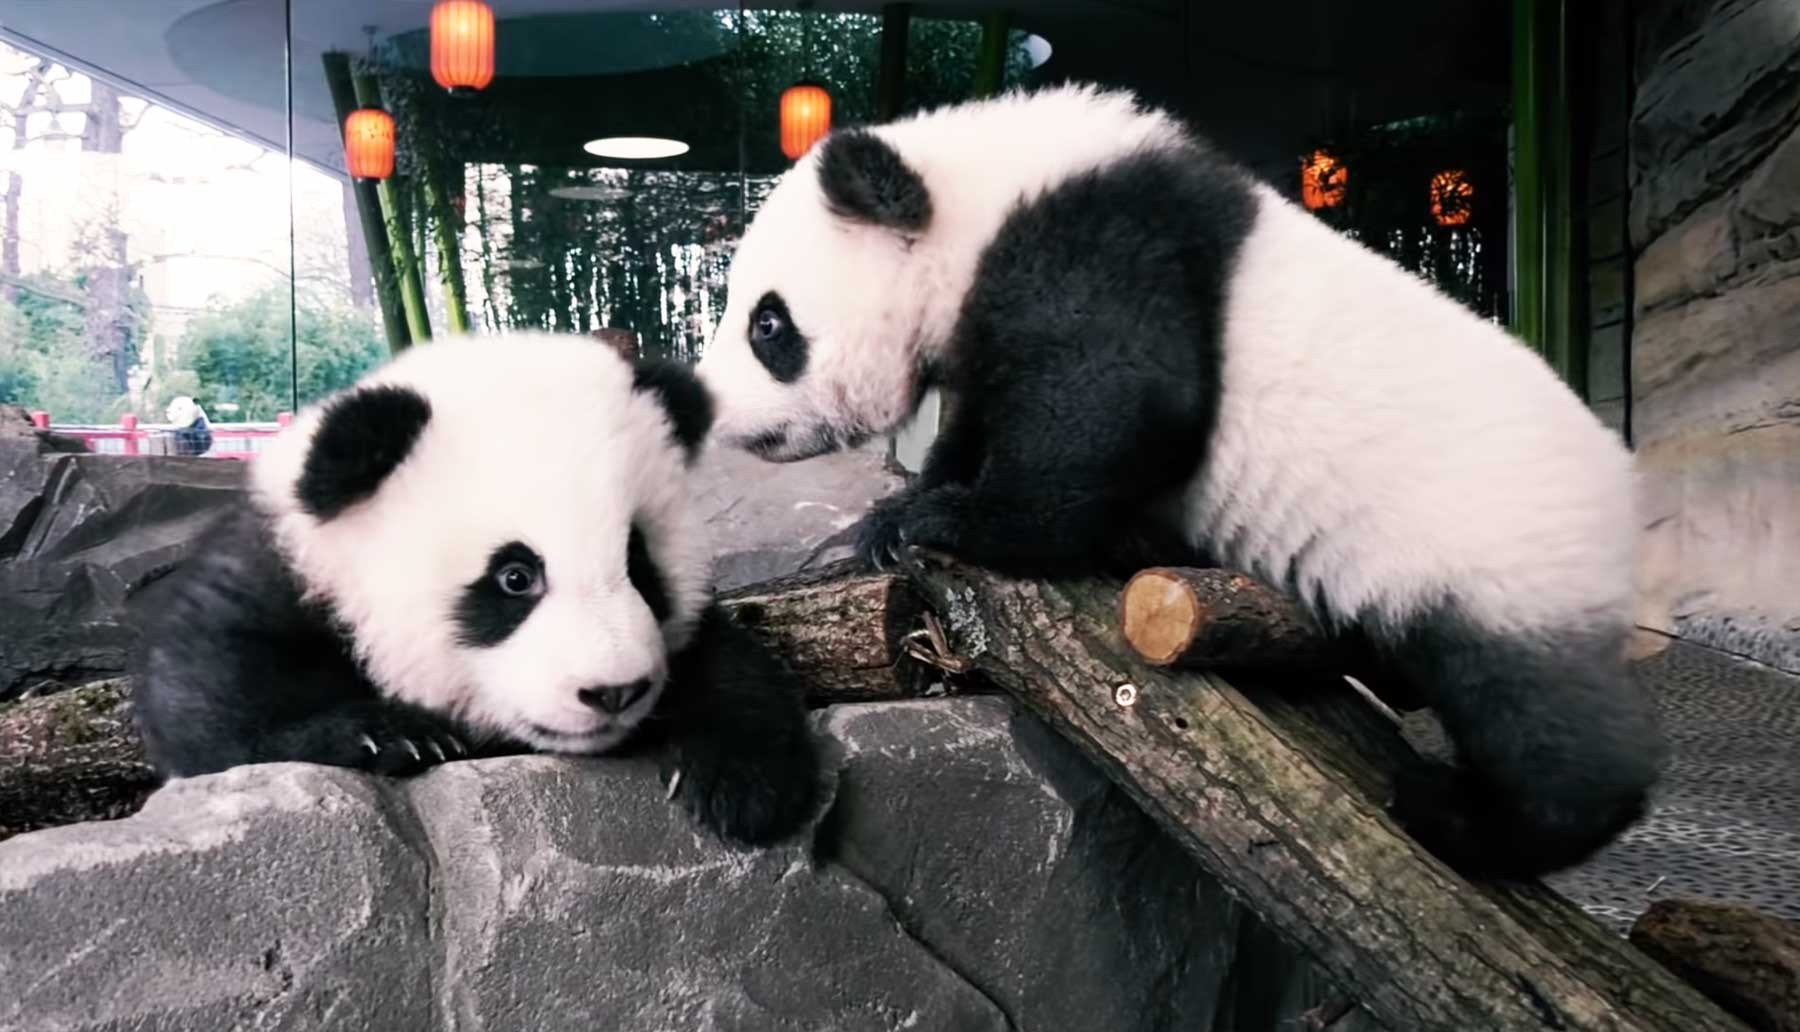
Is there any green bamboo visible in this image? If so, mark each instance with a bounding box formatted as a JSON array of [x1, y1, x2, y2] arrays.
[[420, 156, 471, 335], [1511, 0, 1544, 355], [351, 72, 432, 346], [972, 12, 1009, 99], [321, 52, 410, 353]]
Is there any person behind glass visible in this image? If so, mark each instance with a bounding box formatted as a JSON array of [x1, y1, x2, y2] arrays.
[[164, 395, 213, 457]]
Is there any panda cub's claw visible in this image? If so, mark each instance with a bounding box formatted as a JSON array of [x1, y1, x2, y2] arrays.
[[664, 732, 820, 849], [296, 701, 468, 777], [853, 493, 911, 571]]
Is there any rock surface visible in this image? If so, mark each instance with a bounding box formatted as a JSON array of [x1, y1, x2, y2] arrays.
[[0, 697, 1360, 1032], [1628, 0, 1800, 671], [0, 422, 245, 699]]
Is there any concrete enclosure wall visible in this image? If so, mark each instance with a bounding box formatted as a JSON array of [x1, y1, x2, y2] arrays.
[[1627, 0, 1800, 671]]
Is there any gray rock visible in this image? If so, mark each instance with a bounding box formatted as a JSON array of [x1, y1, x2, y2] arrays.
[[0, 448, 244, 699], [0, 697, 1355, 1032], [692, 441, 901, 591], [0, 764, 433, 1032], [408, 753, 1004, 1032]]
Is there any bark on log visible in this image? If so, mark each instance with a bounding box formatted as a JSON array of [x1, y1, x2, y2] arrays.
[[721, 559, 930, 706], [899, 553, 1749, 1032], [1630, 898, 1800, 1032], [0, 679, 156, 843]]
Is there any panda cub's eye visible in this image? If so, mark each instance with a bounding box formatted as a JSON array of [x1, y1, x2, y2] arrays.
[[752, 306, 785, 344], [495, 561, 540, 597]]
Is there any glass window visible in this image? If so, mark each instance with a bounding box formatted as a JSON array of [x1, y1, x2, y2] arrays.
[[2, 3, 295, 450]]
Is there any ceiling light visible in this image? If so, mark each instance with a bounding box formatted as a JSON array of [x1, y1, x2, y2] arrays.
[[583, 136, 689, 160]]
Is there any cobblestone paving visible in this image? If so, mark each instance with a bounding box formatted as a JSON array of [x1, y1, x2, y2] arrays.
[[1551, 641, 1800, 933]]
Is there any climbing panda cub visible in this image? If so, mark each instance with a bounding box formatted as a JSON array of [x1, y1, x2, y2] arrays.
[[696, 84, 1667, 878], [129, 332, 818, 847]]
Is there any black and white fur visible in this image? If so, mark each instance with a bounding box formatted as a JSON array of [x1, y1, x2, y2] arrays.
[[696, 85, 1666, 878], [129, 332, 818, 847]]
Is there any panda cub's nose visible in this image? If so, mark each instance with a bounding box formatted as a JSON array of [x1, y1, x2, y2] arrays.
[[578, 679, 652, 715]]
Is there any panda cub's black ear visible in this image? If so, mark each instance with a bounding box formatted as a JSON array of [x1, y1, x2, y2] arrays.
[[817, 130, 932, 234], [632, 358, 714, 463], [296, 385, 432, 520]]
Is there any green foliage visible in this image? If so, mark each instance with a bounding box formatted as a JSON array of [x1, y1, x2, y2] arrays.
[[0, 276, 128, 422], [179, 288, 386, 420]]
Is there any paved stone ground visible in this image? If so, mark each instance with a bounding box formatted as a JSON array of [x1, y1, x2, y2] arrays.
[[1552, 641, 1800, 932]]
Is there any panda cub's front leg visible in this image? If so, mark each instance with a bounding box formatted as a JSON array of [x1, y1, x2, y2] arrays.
[[856, 404, 986, 570], [656, 605, 822, 847]]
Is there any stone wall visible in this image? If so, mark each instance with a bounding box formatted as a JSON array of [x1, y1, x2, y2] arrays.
[[0, 697, 1368, 1032], [1628, 0, 1800, 671]]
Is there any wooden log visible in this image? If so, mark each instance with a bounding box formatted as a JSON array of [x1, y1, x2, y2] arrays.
[[1121, 566, 1344, 669], [720, 559, 932, 706], [898, 552, 1748, 1032], [1630, 898, 1800, 1032], [1119, 566, 1422, 711], [0, 679, 156, 843]]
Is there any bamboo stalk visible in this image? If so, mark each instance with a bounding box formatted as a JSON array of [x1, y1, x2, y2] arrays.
[[351, 72, 432, 346], [321, 52, 410, 353]]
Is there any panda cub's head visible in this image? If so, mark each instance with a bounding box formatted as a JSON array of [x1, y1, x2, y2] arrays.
[[698, 85, 1175, 462], [251, 332, 714, 754], [697, 124, 942, 463]]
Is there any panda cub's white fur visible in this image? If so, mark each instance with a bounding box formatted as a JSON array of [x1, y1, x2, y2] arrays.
[[697, 83, 1665, 878], [130, 332, 819, 847]]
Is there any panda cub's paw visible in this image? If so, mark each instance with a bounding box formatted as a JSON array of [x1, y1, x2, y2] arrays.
[[276, 701, 469, 777], [853, 487, 968, 570], [664, 730, 820, 848]]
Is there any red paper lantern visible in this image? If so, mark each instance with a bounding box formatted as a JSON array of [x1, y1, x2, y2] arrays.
[[1430, 169, 1475, 226], [431, 0, 496, 94], [343, 108, 395, 181], [780, 82, 831, 161], [1300, 149, 1347, 210]]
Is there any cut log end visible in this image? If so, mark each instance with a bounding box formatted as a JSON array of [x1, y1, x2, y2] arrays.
[[1119, 566, 1336, 673], [1119, 567, 1205, 665]]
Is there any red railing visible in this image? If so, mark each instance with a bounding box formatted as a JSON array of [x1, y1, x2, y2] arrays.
[[30, 410, 293, 461]]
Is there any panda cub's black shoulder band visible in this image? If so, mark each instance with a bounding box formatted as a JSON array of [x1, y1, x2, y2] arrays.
[[297, 385, 432, 520], [632, 358, 714, 461]]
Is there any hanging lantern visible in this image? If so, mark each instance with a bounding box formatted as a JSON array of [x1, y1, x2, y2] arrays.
[[431, 0, 496, 94], [780, 82, 831, 161], [1430, 169, 1475, 226], [343, 108, 395, 181], [1300, 149, 1347, 210]]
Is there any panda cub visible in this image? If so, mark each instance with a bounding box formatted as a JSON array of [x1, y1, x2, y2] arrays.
[[696, 84, 1666, 878], [129, 332, 818, 847]]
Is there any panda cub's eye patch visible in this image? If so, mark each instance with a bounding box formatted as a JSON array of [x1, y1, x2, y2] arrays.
[[455, 541, 546, 648], [627, 523, 672, 623], [747, 291, 807, 384]]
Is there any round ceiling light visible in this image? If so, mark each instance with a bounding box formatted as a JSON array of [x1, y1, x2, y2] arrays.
[[583, 136, 690, 160]]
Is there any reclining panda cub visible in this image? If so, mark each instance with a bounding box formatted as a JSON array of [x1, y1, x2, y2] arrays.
[[697, 84, 1667, 880], [129, 333, 818, 848]]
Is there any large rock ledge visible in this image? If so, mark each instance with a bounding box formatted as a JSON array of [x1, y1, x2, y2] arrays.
[[0, 697, 1352, 1032]]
